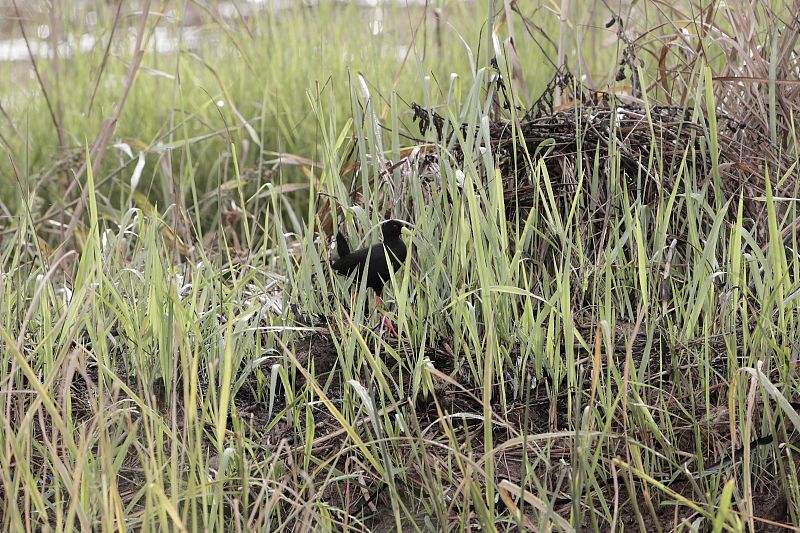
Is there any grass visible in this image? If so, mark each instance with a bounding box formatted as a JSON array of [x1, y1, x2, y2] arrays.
[[1, 0, 800, 531]]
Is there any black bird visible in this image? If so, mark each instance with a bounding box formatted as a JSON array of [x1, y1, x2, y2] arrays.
[[332, 219, 409, 335]]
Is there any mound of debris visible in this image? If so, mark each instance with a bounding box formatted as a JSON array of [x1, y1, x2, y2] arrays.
[[410, 70, 797, 247]]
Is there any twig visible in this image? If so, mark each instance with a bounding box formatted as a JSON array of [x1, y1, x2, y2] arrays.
[[86, 0, 124, 117], [11, 0, 64, 149]]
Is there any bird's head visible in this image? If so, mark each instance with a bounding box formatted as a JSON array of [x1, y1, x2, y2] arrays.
[[380, 219, 408, 240]]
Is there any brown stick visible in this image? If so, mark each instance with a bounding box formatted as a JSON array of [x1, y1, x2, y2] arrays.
[[57, 0, 153, 254]]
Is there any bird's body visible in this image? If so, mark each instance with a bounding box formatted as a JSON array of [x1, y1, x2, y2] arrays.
[[332, 220, 407, 296]]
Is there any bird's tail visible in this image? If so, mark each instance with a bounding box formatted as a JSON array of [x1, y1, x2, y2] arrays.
[[335, 232, 350, 258]]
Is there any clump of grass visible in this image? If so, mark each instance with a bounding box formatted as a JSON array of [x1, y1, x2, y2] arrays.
[[1, 1, 800, 531]]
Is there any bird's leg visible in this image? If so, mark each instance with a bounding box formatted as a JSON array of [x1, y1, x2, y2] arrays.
[[375, 294, 398, 337]]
